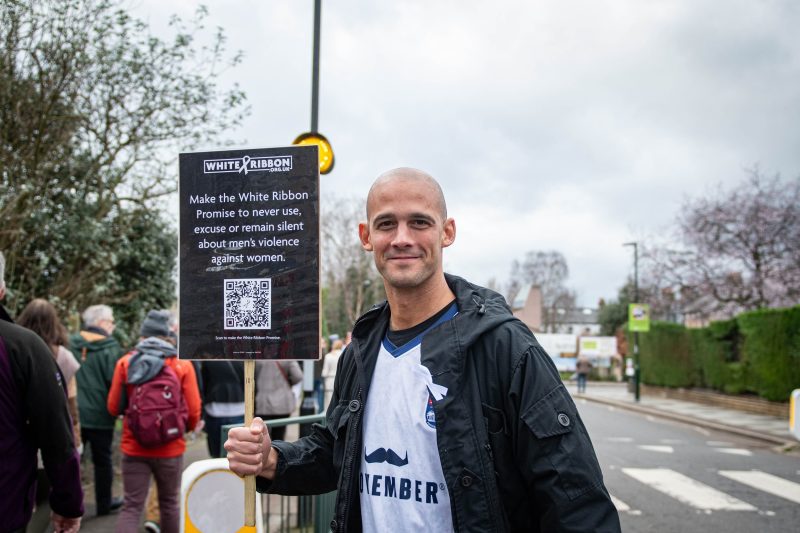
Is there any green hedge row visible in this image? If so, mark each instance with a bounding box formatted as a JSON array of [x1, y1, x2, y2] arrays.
[[628, 305, 800, 402]]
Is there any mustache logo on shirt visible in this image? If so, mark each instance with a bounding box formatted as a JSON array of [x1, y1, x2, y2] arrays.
[[364, 447, 409, 467]]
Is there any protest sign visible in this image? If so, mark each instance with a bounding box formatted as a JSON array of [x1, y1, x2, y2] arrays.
[[179, 145, 319, 360]]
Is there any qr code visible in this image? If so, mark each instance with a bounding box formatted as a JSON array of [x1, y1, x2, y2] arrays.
[[224, 278, 271, 330]]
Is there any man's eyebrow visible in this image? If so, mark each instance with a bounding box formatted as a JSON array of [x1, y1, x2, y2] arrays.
[[372, 212, 436, 224], [408, 212, 437, 222], [371, 213, 396, 225]]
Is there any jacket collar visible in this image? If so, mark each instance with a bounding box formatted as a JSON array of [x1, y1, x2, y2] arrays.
[[348, 273, 516, 391]]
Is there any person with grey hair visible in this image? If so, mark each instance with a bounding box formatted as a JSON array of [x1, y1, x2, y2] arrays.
[[71, 304, 125, 515]]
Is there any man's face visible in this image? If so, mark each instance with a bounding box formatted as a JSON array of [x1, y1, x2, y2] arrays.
[[100, 316, 116, 334], [359, 177, 455, 291]]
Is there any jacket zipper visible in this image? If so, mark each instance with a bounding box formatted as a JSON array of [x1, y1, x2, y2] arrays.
[[337, 387, 363, 531]]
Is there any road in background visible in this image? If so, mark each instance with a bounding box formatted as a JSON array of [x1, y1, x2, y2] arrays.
[[575, 398, 800, 533]]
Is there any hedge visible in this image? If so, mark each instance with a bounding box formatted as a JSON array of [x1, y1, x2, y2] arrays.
[[627, 305, 800, 402]]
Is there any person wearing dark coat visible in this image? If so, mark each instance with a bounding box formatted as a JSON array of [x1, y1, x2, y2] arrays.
[[226, 169, 620, 532], [1, 260, 84, 532]]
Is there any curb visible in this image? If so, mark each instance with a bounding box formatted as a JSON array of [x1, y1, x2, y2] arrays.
[[581, 394, 795, 448]]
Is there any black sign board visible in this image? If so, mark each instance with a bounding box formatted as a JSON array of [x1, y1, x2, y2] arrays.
[[178, 146, 319, 360]]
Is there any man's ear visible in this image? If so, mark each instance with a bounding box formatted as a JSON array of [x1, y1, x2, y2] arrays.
[[442, 218, 456, 248], [358, 222, 373, 251]]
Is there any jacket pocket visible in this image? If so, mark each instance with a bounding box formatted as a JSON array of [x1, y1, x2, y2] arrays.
[[481, 402, 508, 435], [522, 385, 603, 500]]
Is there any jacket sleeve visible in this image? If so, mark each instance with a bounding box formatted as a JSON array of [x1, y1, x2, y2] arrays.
[[511, 342, 621, 531], [286, 361, 303, 386], [106, 357, 127, 417], [12, 330, 84, 518], [255, 351, 353, 496], [102, 341, 123, 388], [255, 406, 341, 496], [181, 361, 202, 431]]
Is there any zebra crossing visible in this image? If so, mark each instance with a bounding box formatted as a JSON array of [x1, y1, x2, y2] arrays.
[[610, 468, 800, 515]]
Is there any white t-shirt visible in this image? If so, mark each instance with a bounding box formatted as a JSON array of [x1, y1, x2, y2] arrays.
[[359, 306, 457, 532]]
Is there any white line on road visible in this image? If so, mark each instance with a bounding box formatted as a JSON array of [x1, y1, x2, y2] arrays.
[[716, 448, 753, 456], [610, 495, 642, 515], [706, 441, 734, 447], [611, 495, 630, 511], [719, 470, 800, 505], [622, 468, 757, 511], [637, 445, 674, 453], [607, 437, 634, 442]]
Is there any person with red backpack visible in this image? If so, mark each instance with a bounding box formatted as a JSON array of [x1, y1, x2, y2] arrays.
[[107, 310, 201, 533]]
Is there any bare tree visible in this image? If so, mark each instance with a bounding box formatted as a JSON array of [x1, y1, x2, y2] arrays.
[[321, 194, 385, 336], [645, 168, 800, 312], [507, 250, 576, 332]]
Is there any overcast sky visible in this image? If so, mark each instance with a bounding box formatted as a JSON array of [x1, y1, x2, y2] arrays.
[[135, 0, 800, 307]]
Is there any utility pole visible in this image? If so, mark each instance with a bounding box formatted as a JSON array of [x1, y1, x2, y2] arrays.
[[293, 0, 335, 174], [624, 241, 640, 402], [311, 0, 321, 133]]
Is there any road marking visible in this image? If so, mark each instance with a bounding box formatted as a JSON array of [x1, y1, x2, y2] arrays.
[[706, 440, 734, 447], [611, 495, 630, 511], [622, 468, 757, 511], [610, 495, 642, 515], [719, 471, 800, 505], [716, 448, 752, 456], [638, 445, 674, 453], [659, 439, 683, 444], [607, 437, 634, 442]]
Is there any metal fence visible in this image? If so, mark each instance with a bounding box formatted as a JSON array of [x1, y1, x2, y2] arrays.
[[221, 414, 336, 533]]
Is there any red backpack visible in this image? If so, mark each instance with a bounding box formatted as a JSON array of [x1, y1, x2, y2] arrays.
[[126, 362, 188, 448]]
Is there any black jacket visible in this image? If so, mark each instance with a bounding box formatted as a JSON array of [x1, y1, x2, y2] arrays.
[[200, 360, 245, 404], [259, 274, 620, 532]]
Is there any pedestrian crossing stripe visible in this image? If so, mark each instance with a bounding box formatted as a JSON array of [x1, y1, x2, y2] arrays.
[[610, 495, 642, 515], [637, 445, 674, 454], [715, 448, 752, 456], [622, 468, 757, 511], [719, 470, 800, 505]]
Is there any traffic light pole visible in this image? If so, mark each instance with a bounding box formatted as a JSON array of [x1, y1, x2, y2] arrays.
[[625, 241, 641, 402], [311, 0, 321, 133]]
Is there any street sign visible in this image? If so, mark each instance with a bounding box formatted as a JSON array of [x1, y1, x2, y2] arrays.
[[178, 145, 320, 360], [628, 303, 651, 332]]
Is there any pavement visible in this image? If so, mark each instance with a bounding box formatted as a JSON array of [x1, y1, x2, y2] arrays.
[[573, 381, 797, 449], [36, 382, 797, 532]]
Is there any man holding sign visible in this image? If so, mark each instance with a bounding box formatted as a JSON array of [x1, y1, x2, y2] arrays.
[[226, 168, 620, 532]]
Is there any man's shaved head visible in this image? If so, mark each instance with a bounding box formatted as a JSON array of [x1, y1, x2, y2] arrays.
[[366, 168, 448, 220]]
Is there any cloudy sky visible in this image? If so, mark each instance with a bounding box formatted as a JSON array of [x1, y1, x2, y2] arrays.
[[135, 0, 800, 307]]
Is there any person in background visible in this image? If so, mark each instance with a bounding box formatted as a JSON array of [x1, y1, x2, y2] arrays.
[[1, 261, 83, 532], [107, 310, 201, 533], [321, 339, 344, 409], [70, 304, 124, 516], [17, 299, 83, 530], [576, 356, 593, 394], [143, 309, 184, 533], [17, 299, 82, 447], [200, 360, 245, 458], [254, 360, 303, 441]]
